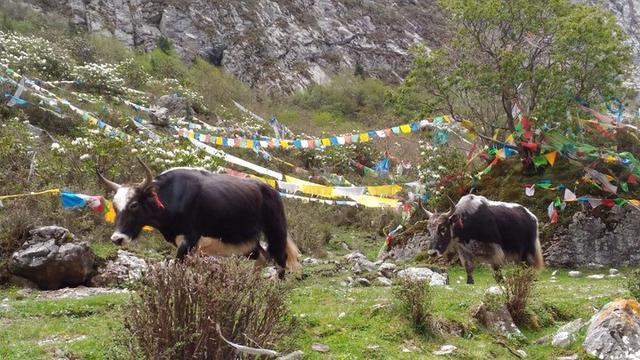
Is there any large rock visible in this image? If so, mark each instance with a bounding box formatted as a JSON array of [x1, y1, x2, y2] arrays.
[[546, 208, 640, 267], [473, 303, 521, 336], [552, 318, 585, 348], [397, 267, 447, 286], [8, 226, 96, 290], [583, 299, 640, 359], [90, 250, 147, 287], [380, 233, 430, 261], [344, 252, 377, 272]]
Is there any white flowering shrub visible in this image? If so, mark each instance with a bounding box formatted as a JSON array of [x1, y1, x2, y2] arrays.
[[416, 139, 466, 206], [72, 62, 125, 93], [116, 59, 150, 89], [0, 31, 73, 79]]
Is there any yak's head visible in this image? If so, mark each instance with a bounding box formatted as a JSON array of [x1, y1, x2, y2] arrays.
[[97, 159, 161, 245], [422, 200, 459, 257]]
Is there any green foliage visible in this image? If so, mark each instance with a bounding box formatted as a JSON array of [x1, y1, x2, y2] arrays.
[[625, 269, 640, 300], [293, 72, 395, 127], [500, 265, 539, 327], [126, 256, 292, 359], [394, 279, 434, 335], [136, 48, 188, 82], [392, 0, 632, 133], [156, 36, 175, 54], [116, 58, 150, 89], [416, 141, 468, 209], [185, 59, 253, 107]]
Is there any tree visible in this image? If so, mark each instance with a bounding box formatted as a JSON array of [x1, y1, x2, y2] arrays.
[[392, 0, 631, 135]]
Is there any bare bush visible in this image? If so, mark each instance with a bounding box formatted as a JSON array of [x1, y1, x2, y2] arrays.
[[394, 279, 433, 334], [499, 265, 538, 326], [125, 256, 292, 359]]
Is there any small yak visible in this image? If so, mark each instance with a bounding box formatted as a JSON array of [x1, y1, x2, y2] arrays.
[[97, 159, 300, 278], [424, 194, 543, 284]]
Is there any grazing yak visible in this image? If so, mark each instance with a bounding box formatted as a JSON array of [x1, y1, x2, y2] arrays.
[[424, 194, 543, 284], [97, 160, 300, 278]]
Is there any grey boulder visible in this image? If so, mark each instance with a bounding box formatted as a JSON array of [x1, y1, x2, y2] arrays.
[[583, 299, 640, 359], [8, 226, 96, 290]]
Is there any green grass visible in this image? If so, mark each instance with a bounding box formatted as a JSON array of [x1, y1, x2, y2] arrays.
[[286, 265, 624, 359], [0, 292, 132, 359], [0, 257, 627, 360]]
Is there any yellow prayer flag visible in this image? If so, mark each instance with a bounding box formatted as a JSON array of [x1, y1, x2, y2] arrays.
[[246, 140, 254, 149], [544, 151, 557, 166], [629, 199, 640, 207], [188, 130, 195, 139], [321, 138, 331, 146], [88, 117, 98, 126], [104, 200, 116, 224], [250, 175, 277, 188], [299, 184, 336, 198], [215, 137, 223, 145], [350, 195, 400, 208], [284, 175, 316, 186], [443, 115, 451, 123], [360, 133, 370, 142], [367, 184, 403, 197], [280, 140, 289, 149], [400, 124, 412, 134]]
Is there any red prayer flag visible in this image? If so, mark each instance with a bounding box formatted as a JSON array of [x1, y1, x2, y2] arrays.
[[520, 142, 538, 151], [629, 174, 638, 185], [601, 199, 615, 207]]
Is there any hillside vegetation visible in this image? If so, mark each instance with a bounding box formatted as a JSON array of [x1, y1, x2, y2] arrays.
[[1, 1, 640, 359]]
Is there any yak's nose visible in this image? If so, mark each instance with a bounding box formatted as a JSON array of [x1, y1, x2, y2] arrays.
[[427, 249, 439, 256], [110, 232, 129, 245]]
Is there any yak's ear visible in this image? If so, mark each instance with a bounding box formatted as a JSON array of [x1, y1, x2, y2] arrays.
[[141, 183, 159, 195]]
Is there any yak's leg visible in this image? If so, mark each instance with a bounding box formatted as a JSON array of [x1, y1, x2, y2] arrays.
[[250, 245, 270, 274], [458, 249, 475, 284], [492, 264, 504, 283], [489, 244, 506, 283], [176, 233, 199, 260]]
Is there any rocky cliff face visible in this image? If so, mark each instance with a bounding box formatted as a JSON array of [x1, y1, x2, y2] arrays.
[[545, 207, 640, 267], [27, 0, 447, 92], [22, 0, 640, 92]]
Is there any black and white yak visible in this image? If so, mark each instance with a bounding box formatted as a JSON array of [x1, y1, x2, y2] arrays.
[[424, 194, 543, 284], [97, 160, 300, 278]]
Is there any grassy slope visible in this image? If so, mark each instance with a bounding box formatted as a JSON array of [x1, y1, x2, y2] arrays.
[[0, 228, 627, 359]]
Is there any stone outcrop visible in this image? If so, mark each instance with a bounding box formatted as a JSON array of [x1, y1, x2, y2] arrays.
[[8, 226, 96, 290], [90, 250, 147, 287], [473, 303, 521, 337], [583, 299, 640, 360], [545, 208, 640, 267], [25, 0, 447, 92], [396, 267, 447, 285]]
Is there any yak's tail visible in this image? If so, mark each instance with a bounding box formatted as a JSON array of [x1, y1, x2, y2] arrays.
[[528, 217, 544, 270], [532, 237, 544, 270], [285, 235, 301, 272], [261, 185, 301, 274]]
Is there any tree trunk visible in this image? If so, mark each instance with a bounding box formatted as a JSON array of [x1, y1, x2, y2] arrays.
[[501, 90, 516, 132]]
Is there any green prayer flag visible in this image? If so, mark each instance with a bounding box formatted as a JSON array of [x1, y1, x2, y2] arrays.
[[554, 197, 562, 207], [615, 198, 628, 206], [533, 155, 548, 167], [621, 182, 629, 192], [537, 180, 553, 189]]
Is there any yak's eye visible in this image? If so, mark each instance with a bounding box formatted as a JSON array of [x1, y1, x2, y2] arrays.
[[439, 226, 447, 235], [129, 201, 139, 210]]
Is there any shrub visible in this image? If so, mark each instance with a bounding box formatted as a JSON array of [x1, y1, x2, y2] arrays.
[[625, 269, 640, 300], [0, 30, 73, 79], [284, 200, 331, 256], [500, 265, 538, 326], [394, 278, 433, 334], [125, 256, 292, 359]]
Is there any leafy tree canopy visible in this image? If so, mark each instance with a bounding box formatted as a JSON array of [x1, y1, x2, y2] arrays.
[[392, 0, 632, 134]]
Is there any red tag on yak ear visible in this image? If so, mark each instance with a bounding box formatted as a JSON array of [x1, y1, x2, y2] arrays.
[[152, 191, 165, 209]]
